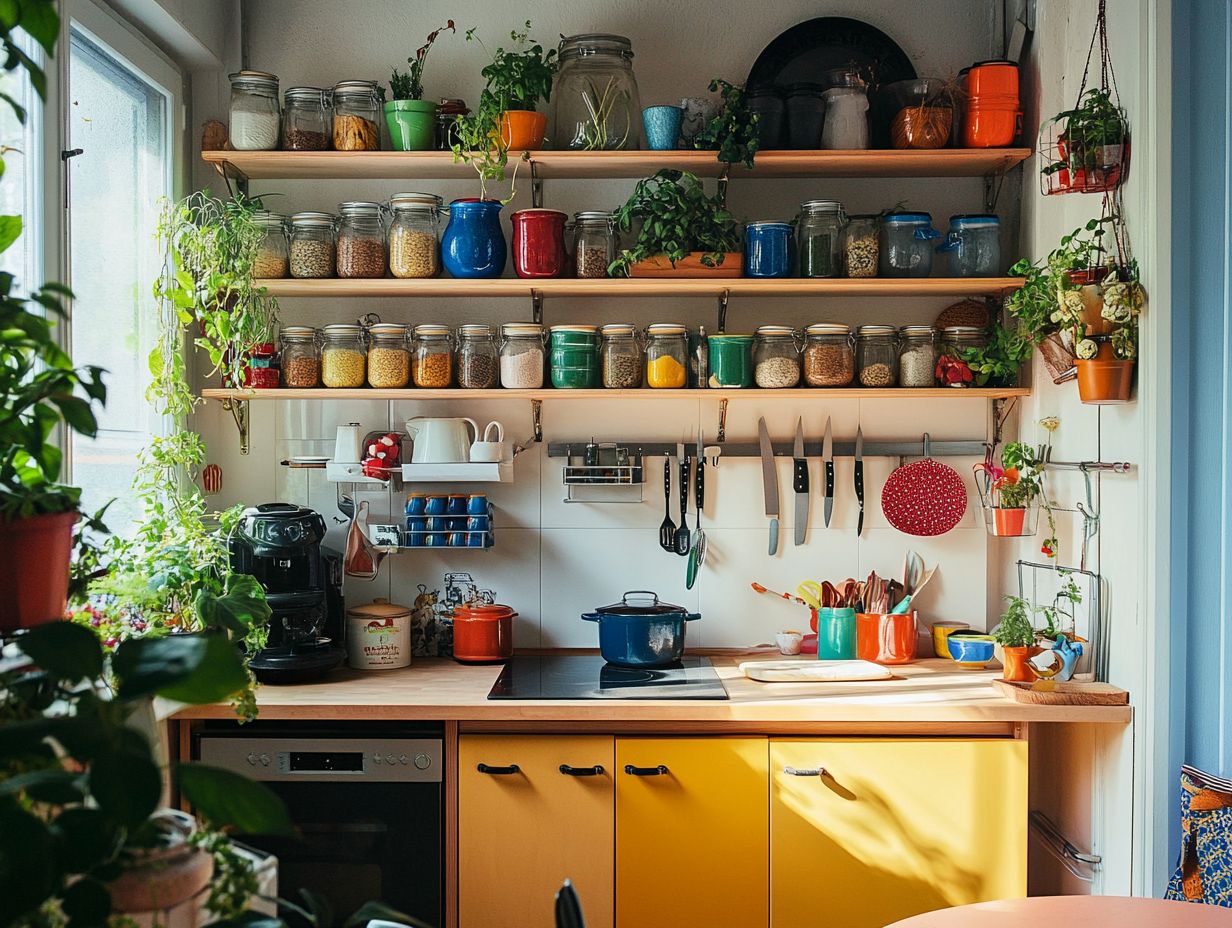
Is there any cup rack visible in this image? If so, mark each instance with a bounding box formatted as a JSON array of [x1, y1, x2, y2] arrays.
[[400, 502, 495, 550]]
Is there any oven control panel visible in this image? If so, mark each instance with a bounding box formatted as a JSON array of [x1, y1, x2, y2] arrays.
[[199, 737, 442, 783]]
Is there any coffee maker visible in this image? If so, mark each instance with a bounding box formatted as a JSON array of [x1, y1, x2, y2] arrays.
[[229, 503, 345, 684]]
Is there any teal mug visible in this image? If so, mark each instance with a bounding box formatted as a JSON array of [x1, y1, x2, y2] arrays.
[[815, 607, 857, 660]]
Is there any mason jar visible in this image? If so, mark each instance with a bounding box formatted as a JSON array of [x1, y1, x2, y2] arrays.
[[332, 79, 382, 150], [938, 214, 1001, 277], [802, 323, 855, 387], [337, 201, 386, 278], [552, 34, 643, 150], [366, 323, 410, 389], [252, 211, 289, 279], [798, 200, 846, 278], [937, 326, 987, 387], [753, 325, 801, 388], [645, 323, 688, 389], [572, 211, 618, 278], [456, 324, 499, 389], [843, 215, 879, 278], [281, 86, 330, 150], [880, 212, 940, 277], [898, 325, 938, 388], [499, 322, 545, 389], [412, 324, 453, 388], [856, 325, 899, 387], [279, 325, 320, 388], [320, 323, 367, 388], [289, 211, 336, 278], [600, 323, 643, 388], [388, 192, 442, 279], [229, 70, 280, 150]]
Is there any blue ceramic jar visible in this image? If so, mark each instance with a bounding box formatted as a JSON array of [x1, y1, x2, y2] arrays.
[[745, 221, 793, 278], [442, 198, 507, 278]]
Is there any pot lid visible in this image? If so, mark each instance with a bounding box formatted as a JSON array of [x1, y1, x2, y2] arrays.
[[949, 214, 999, 227], [321, 322, 363, 336], [457, 323, 493, 337], [389, 191, 443, 211], [284, 86, 327, 103], [594, 591, 687, 615], [368, 323, 408, 337], [550, 324, 599, 333], [290, 210, 336, 227], [600, 323, 637, 337], [347, 598, 412, 619], [646, 323, 686, 336], [805, 322, 851, 335], [338, 201, 384, 217], [502, 322, 544, 336]]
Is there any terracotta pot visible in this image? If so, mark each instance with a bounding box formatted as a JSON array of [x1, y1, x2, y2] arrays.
[[992, 508, 1027, 536], [1000, 644, 1043, 682], [107, 811, 213, 914], [1076, 357, 1134, 404], [1039, 332, 1077, 383], [0, 510, 78, 630], [628, 252, 744, 278], [498, 110, 546, 150]]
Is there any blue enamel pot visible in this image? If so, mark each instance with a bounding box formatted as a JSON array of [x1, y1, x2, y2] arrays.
[[581, 590, 701, 667], [442, 198, 507, 278]]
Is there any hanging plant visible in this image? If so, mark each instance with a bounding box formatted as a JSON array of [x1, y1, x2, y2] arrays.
[[692, 78, 760, 169]]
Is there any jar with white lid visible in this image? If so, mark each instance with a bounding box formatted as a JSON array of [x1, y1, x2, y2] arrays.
[[553, 34, 642, 150], [337, 201, 386, 279], [753, 325, 801, 388], [500, 323, 546, 389], [280, 325, 320, 388], [456, 324, 499, 389], [332, 79, 381, 150], [645, 323, 688, 389], [803, 323, 855, 386], [898, 325, 938, 387], [367, 323, 410, 388], [856, 325, 899, 387], [388, 192, 443, 279], [320, 323, 366, 388], [937, 214, 1001, 277], [252, 211, 289, 279], [229, 70, 280, 150], [281, 86, 330, 150], [600, 323, 642, 388], [289, 212, 336, 278], [573, 211, 618, 278], [412, 324, 453, 387]]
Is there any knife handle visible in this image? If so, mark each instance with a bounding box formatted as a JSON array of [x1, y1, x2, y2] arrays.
[[696, 456, 705, 512], [854, 462, 865, 506], [679, 456, 689, 518], [768, 518, 779, 556], [793, 458, 808, 494], [824, 461, 835, 498]]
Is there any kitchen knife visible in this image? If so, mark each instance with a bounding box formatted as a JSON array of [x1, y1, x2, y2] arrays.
[[822, 416, 834, 528], [758, 417, 780, 556], [792, 417, 809, 546], [855, 425, 865, 536]]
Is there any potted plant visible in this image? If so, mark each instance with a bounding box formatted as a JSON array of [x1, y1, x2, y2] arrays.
[[950, 319, 1033, 388], [386, 20, 455, 151], [974, 442, 1057, 551], [609, 169, 743, 277], [1042, 88, 1128, 194], [990, 596, 1043, 682], [1054, 261, 1143, 403], [692, 78, 760, 171], [471, 21, 557, 151]]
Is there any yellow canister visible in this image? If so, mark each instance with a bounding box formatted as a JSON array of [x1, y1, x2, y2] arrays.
[[346, 598, 413, 669]]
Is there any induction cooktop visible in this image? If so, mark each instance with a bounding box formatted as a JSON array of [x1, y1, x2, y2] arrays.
[[487, 655, 729, 700]]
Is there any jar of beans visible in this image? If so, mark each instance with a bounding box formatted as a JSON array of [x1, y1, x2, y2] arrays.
[[936, 326, 987, 387], [367, 323, 410, 388], [281, 86, 330, 151], [412, 324, 453, 387], [856, 325, 899, 387], [320, 323, 367, 388], [289, 212, 337, 278], [645, 323, 688, 389], [252, 211, 289, 279], [802, 323, 855, 387], [843, 215, 879, 278], [753, 325, 801, 388], [331, 79, 381, 151], [798, 199, 845, 278], [898, 325, 938, 388], [279, 325, 320, 388], [600, 323, 642, 388], [337, 201, 387, 278], [573, 211, 617, 278], [388, 192, 442, 279], [499, 323, 545, 389], [456, 324, 499, 389]]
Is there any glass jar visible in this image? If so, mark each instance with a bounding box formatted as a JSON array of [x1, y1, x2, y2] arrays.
[[337, 201, 386, 278], [798, 200, 845, 278], [252, 211, 289, 279], [289, 212, 336, 278], [279, 325, 320, 388], [820, 86, 870, 149], [784, 83, 825, 149], [753, 326, 801, 388], [645, 323, 688, 389], [936, 326, 987, 387], [388, 192, 442, 279], [281, 86, 330, 150], [802, 323, 855, 387], [435, 98, 469, 150], [229, 70, 280, 150], [552, 34, 643, 150], [367, 323, 410, 388], [856, 325, 899, 387], [600, 323, 643, 388], [898, 325, 938, 388], [332, 79, 381, 151], [843, 215, 879, 278], [745, 222, 793, 278], [938, 215, 1001, 277], [412, 324, 453, 388], [549, 325, 601, 389], [456, 324, 499, 389], [573, 211, 617, 278], [880, 212, 940, 277], [511, 208, 568, 278], [320, 323, 367, 388], [499, 323, 545, 389]]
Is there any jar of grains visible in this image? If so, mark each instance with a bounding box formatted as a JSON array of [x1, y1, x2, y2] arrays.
[[252, 211, 289, 278], [387, 192, 442, 278], [803, 323, 855, 387], [279, 325, 320, 388], [228, 70, 280, 151], [281, 86, 330, 151], [600, 323, 643, 388], [844, 215, 879, 278], [936, 326, 987, 387], [898, 325, 938, 387], [499, 323, 546, 389], [798, 199, 846, 278], [337, 201, 387, 278], [753, 325, 801, 388], [320, 323, 367, 388], [456, 324, 499, 389], [645, 323, 688, 389], [573, 211, 617, 278], [856, 325, 899, 387], [332, 80, 382, 151], [289, 212, 336, 278], [412, 324, 453, 387], [367, 323, 410, 388]]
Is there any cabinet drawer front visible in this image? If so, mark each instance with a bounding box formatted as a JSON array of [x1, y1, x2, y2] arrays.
[[770, 738, 1027, 928], [459, 735, 615, 928]]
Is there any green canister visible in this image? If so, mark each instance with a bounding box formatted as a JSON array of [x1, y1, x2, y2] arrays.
[[707, 334, 754, 387], [549, 324, 600, 388], [816, 606, 857, 660]]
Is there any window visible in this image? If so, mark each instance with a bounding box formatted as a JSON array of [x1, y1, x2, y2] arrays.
[[0, 34, 42, 306]]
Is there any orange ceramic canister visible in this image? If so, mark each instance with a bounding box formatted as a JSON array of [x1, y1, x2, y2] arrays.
[[452, 603, 517, 664], [963, 60, 1021, 148], [856, 612, 919, 665]]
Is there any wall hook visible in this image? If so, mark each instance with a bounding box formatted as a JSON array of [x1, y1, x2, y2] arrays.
[[531, 291, 543, 326], [717, 398, 729, 446], [531, 398, 543, 443], [716, 289, 730, 333], [922, 432, 932, 458], [1076, 464, 1100, 572]]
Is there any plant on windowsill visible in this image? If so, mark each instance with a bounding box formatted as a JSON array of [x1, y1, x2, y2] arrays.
[[386, 19, 455, 151], [990, 595, 1043, 682]]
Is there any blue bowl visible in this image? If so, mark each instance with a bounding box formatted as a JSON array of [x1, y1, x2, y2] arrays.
[[946, 634, 995, 669]]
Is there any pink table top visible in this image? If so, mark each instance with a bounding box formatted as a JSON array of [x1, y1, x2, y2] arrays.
[[886, 896, 1232, 926]]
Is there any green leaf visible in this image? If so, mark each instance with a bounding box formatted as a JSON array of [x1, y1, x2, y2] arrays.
[[17, 621, 104, 682], [176, 764, 294, 834], [157, 632, 248, 704], [51, 807, 119, 873], [18, 2, 60, 57], [112, 633, 209, 699], [0, 212, 23, 254], [89, 748, 161, 829], [0, 768, 85, 804], [0, 799, 56, 920], [61, 876, 112, 927]]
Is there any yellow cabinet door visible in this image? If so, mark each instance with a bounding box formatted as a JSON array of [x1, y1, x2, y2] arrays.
[[616, 737, 768, 928], [770, 738, 1027, 928], [458, 735, 615, 928]]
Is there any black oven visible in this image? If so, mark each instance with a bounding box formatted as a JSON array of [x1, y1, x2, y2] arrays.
[[193, 722, 442, 928]]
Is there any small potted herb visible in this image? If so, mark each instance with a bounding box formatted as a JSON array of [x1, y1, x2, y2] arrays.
[[990, 596, 1043, 682], [973, 442, 1056, 548], [386, 20, 455, 151], [473, 21, 557, 151], [692, 78, 760, 169], [1042, 88, 1128, 193], [955, 320, 1033, 388]]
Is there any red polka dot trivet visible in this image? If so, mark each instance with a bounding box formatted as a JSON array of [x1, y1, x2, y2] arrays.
[[881, 458, 968, 536]]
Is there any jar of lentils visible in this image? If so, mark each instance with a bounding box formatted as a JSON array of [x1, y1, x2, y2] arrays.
[[936, 326, 987, 387], [798, 199, 845, 278], [802, 323, 855, 387], [279, 325, 320, 388], [388, 192, 442, 278], [645, 324, 689, 389], [456, 324, 499, 389], [331, 79, 381, 151], [281, 86, 330, 151], [320, 323, 367, 388], [367, 323, 410, 388], [898, 325, 938, 388], [753, 325, 801, 388], [499, 323, 545, 389], [228, 70, 280, 151], [856, 325, 899, 387], [412, 324, 453, 387], [844, 215, 879, 278], [573, 211, 617, 278], [289, 212, 336, 278], [252, 211, 289, 279], [600, 323, 643, 388], [337, 202, 386, 279]]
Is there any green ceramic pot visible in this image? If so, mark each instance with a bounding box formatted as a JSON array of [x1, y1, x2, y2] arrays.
[[385, 99, 437, 151], [708, 334, 753, 387]]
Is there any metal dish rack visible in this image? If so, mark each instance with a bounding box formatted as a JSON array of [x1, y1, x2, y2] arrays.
[[401, 502, 495, 550]]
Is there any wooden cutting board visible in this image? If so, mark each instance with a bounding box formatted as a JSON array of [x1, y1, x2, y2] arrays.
[[740, 660, 893, 683], [991, 679, 1129, 705]]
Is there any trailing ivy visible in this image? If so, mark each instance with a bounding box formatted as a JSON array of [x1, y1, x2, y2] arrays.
[[692, 78, 760, 170]]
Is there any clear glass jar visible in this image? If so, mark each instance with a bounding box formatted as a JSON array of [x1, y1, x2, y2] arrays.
[[337, 201, 386, 278], [573, 211, 617, 278], [499, 323, 545, 389], [936, 326, 987, 387], [844, 215, 879, 278], [388, 192, 442, 279], [753, 325, 801, 388], [279, 325, 320, 388], [880, 212, 940, 277], [645, 323, 688, 389], [803, 323, 855, 386], [600, 323, 643, 388], [552, 34, 643, 150], [856, 325, 899, 387], [435, 98, 469, 151], [898, 325, 938, 388], [798, 200, 845, 278], [289, 212, 336, 278], [456, 324, 499, 389], [332, 79, 381, 151], [939, 215, 1001, 277], [252, 211, 289, 278], [412, 324, 453, 387], [281, 86, 330, 150], [229, 70, 280, 151], [820, 86, 870, 149], [320, 323, 367, 388], [367, 323, 410, 388]]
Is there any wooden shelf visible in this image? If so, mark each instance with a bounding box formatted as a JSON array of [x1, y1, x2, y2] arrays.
[[203, 386, 1030, 402], [203, 148, 1032, 181]]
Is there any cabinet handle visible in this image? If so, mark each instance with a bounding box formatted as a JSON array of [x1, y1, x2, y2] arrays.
[[559, 764, 605, 777], [477, 763, 521, 775], [783, 766, 828, 777], [624, 764, 669, 776]]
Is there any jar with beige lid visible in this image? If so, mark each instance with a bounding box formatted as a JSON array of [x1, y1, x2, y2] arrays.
[[499, 323, 545, 389], [337, 201, 387, 278], [753, 325, 801, 388], [289, 212, 336, 278], [856, 325, 899, 387], [412, 324, 453, 387], [367, 323, 410, 388], [456, 324, 499, 389], [279, 325, 320, 388], [388, 192, 443, 278], [803, 323, 855, 386], [346, 598, 413, 669], [320, 323, 366, 388], [252, 210, 289, 279]]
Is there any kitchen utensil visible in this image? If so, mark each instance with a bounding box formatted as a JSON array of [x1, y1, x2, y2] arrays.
[[405, 416, 480, 464], [555, 879, 586, 928], [905, 549, 925, 592], [452, 603, 517, 663], [881, 455, 969, 536], [658, 455, 676, 552], [758, 417, 780, 555], [854, 426, 865, 535], [752, 581, 813, 609], [796, 580, 824, 609], [344, 499, 381, 580], [792, 417, 809, 546], [894, 564, 940, 613], [775, 631, 804, 655], [886, 579, 905, 610], [856, 611, 918, 664], [580, 591, 701, 667], [815, 606, 857, 660], [333, 422, 363, 462], [687, 435, 707, 589], [739, 658, 892, 683], [822, 415, 835, 527], [346, 598, 413, 670], [469, 420, 507, 463], [674, 447, 691, 556], [946, 633, 996, 669]]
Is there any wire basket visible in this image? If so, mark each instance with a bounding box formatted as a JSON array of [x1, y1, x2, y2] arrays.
[[980, 500, 1040, 538]]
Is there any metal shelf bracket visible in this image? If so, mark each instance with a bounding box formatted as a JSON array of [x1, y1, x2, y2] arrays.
[[219, 396, 250, 455], [531, 398, 543, 443], [531, 290, 544, 325], [530, 158, 544, 208], [716, 288, 730, 333]]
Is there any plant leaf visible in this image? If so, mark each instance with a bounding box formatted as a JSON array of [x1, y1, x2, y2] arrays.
[[176, 764, 294, 834], [16, 621, 103, 682], [89, 748, 161, 829]]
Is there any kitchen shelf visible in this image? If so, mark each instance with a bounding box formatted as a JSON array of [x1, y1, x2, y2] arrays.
[[203, 386, 1029, 401]]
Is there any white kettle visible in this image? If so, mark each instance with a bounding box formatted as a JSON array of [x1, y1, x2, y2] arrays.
[[405, 416, 479, 464]]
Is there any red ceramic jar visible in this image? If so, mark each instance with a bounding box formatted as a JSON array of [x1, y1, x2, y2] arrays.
[[242, 342, 280, 388], [511, 208, 568, 279]]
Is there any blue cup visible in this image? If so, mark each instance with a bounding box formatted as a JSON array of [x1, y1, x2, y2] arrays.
[[643, 105, 683, 151], [448, 531, 467, 547], [405, 516, 426, 547], [425, 495, 447, 516], [745, 221, 793, 278], [466, 514, 489, 547], [405, 494, 427, 516], [467, 494, 488, 515], [425, 516, 448, 546]]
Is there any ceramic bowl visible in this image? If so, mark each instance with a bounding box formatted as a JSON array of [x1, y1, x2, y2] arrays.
[[945, 633, 995, 669], [931, 621, 971, 658]]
